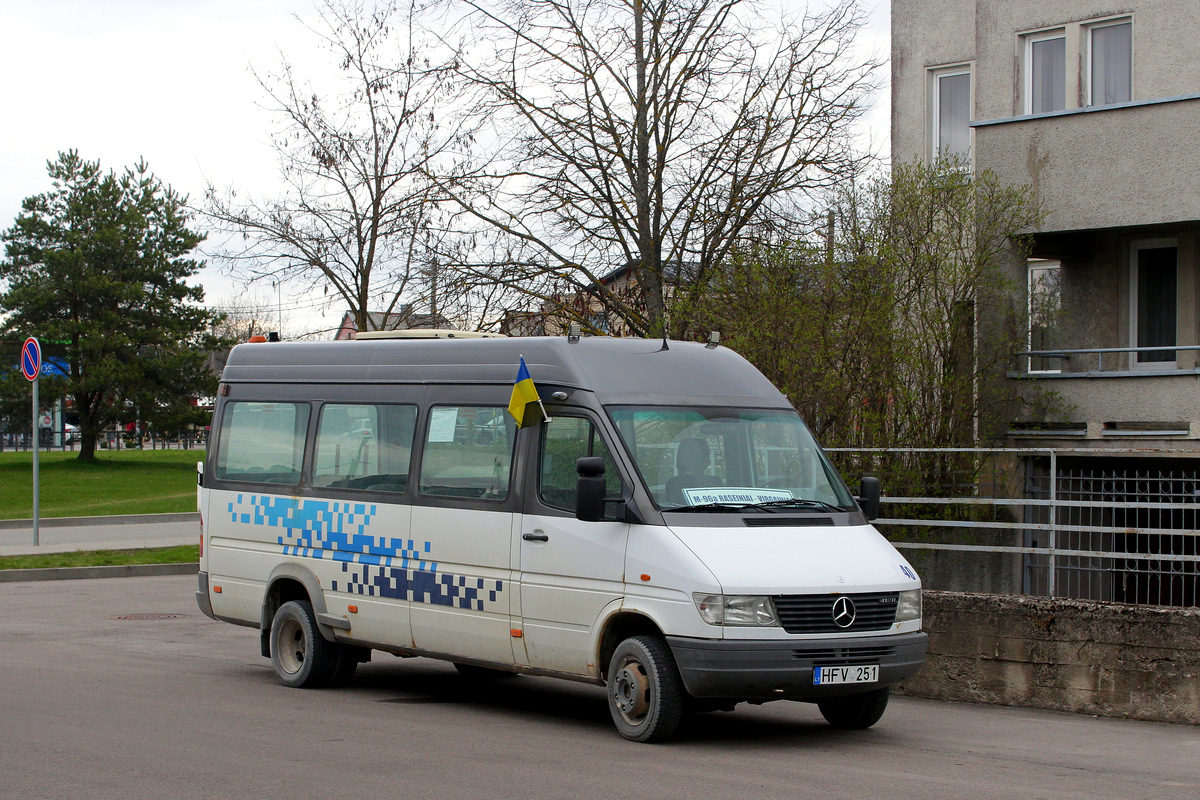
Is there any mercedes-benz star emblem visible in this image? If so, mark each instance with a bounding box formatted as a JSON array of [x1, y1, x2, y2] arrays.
[[831, 596, 857, 628]]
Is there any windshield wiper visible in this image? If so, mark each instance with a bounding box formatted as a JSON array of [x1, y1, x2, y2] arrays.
[[752, 499, 845, 513], [672, 502, 769, 513]]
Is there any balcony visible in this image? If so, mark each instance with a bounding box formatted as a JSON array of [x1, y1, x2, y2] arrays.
[[1009, 345, 1200, 443], [972, 94, 1200, 233]]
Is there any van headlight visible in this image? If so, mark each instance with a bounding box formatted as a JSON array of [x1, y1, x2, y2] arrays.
[[895, 588, 922, 622], [693, 594, 779, 626]]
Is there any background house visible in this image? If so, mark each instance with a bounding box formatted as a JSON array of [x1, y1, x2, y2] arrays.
[[333, 307, 452, 340]]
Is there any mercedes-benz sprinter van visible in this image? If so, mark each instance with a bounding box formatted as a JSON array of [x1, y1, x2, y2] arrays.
[[195, 334, 926, 742]]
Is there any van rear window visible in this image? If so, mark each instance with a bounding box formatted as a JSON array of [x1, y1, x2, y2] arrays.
[[214, 402, 309, 485]]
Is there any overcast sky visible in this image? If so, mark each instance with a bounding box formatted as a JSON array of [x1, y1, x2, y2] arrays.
[[0, 0, 889, 336]]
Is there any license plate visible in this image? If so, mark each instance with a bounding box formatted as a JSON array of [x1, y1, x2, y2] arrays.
[[813, 665, 879, 685]]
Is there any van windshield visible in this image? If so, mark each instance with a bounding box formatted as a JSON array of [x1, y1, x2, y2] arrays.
[[608, 406, 856, 512]]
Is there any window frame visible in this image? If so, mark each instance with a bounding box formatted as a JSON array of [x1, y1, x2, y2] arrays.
[[930, 64, 973, 164], [1024, 29, 1068, 115], [1086, 17, 1132, 107], [1129, 238, 1179, 370], [1027, 259, 1062, 375]]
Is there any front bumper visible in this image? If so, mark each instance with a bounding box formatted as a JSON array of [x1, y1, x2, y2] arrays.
[[667, 630, 928, 700]]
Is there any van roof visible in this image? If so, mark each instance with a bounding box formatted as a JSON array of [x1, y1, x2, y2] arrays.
[[220, 336, 791, 408]]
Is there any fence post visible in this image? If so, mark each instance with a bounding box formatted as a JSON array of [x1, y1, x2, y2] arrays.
[[1048, 448, 1057, 598]]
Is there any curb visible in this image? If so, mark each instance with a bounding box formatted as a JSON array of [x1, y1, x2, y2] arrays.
[[0, 563, 198, 583], [0, 512, 199, 531]]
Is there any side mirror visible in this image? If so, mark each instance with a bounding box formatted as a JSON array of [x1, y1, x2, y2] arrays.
[[857, 476, 881, 521], [576, 457, 607, 522]]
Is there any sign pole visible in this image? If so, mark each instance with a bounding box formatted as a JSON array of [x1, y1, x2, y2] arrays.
[[31, 372, 39, 546], [21, 337, 42, 547]]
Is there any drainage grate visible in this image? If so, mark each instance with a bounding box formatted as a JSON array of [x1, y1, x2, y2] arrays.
[[108, 613, 188, 621]]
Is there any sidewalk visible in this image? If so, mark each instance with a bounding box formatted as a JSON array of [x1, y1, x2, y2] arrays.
[[0, 513, 198, 557]]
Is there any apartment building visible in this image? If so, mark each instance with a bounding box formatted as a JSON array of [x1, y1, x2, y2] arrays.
[[892, 1, 1200, 604]]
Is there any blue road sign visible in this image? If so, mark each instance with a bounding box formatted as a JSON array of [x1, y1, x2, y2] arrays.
[[21, 337, 41, 381]]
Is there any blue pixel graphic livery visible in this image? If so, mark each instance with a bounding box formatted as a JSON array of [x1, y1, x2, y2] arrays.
[[227, 494, 503, 611]]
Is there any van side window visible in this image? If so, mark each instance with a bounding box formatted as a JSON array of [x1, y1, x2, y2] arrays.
[[312, 404, 417, 492], [214, 402, 309, 485], [418, 406, 515, 500], [539, 416, 621, 513]]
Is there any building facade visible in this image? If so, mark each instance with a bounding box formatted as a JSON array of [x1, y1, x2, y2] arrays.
[[892, 1, 1200, 605], [894, 0, 1200, 446]]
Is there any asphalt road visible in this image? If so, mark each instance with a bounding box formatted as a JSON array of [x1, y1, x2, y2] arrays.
[[2, 574, 1198, 800]]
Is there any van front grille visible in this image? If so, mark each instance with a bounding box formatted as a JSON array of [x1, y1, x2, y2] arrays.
[[792, 646, 896, 665], [772, 592, 899, 634]]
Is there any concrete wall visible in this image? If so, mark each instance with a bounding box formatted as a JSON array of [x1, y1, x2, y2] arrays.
[[899, 591, 1200, 725]]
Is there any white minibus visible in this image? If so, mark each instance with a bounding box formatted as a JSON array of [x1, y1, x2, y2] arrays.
[[195, 334, 926, 742]]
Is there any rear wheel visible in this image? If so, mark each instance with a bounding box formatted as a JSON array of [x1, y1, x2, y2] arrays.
[[817, 687, 890, 729], [606, 635, 684, 743], [269, 600, 338, 688]]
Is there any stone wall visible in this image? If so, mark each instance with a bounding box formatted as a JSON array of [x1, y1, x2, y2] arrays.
[[897, 591, 1200, 725]]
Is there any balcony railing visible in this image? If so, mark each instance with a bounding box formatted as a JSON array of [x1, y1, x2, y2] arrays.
[[1011, 345, 1200, 378]]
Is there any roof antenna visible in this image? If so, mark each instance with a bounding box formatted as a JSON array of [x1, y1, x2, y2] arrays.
[[659, 335, 669, 351]]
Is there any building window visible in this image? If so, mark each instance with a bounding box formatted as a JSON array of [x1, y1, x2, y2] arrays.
[[1028, 260, 1061, 373], [931, 67, 971, 161], [1089, 20, 1132, 106], [1027, 32, 1066, 114], [1130, 240, 1178, 367]]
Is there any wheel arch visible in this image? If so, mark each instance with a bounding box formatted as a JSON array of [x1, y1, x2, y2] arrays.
[[594, 609, 666, 682], [260, 563, 335, 656]]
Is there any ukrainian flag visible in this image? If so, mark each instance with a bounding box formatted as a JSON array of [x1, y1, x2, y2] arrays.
[[508, 356, 540, 427]]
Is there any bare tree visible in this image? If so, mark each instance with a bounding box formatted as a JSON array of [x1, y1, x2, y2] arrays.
[[688, 158, 1053, 461], [203, 0, 471, 333], [433, 0, 877, 337]]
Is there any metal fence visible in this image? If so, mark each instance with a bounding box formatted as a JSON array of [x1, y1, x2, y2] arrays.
[[827, 447, 1200, 608]]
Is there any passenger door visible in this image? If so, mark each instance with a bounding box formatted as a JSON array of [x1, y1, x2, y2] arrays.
[[408, 404, 518, 665], [516, 415, 628, 675]]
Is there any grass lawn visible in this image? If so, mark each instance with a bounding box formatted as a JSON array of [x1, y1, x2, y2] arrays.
[[0, 545, 199, 571], [0, 449, 202, 520]]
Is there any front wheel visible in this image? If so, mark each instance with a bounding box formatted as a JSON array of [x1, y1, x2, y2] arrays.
[[606, 635, 684, 743], [269, 600, 339, 688], [817, 687, 890, 729]]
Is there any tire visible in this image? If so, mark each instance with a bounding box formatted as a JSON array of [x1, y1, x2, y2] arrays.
[[328, 645, 368, 687], [817, 687, 890, 730], [606, 635, 684, 743], [269, 600, 339, 688]]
